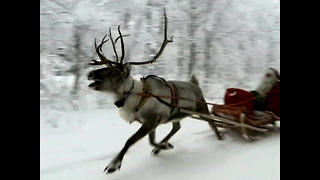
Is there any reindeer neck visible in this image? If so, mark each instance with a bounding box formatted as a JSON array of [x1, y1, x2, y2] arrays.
[[114, 76, 143, 108]]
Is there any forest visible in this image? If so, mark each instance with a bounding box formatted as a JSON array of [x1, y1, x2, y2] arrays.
[[40, 0, 280, 127]]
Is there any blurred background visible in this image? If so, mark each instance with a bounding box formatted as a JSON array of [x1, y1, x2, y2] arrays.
[[40, 0, 280, 128]]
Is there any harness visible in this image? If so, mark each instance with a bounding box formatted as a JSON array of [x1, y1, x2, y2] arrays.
[[114, 81, 135, 108], [133, 75, 179, 113]]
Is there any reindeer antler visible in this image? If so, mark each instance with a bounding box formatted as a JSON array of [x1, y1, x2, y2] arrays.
[[90, 34, 119, 66], [90, 29, 129, 67], [90, 8, 171, 67], [118, 25, 125, 65], [128, 8, 173, 66]]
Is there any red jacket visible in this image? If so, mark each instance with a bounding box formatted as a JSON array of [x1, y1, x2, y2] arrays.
[[265, 82, 280, 117]]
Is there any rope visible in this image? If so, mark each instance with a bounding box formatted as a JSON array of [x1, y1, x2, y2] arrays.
[[135, 93, 255, 107], [225, 97, 256, 106]]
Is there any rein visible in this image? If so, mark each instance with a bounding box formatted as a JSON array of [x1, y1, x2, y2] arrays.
[[135, 92, 256, 107]]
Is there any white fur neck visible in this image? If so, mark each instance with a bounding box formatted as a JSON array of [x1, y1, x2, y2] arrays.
[[112, 76, 143, 101], [114, 75, 144, 123]]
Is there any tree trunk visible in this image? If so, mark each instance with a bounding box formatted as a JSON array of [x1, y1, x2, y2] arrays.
[[203, 30, 213, 91], [177, 27, 184, 78], [71, 68, 80, 95], [188, 3, 197, 77]]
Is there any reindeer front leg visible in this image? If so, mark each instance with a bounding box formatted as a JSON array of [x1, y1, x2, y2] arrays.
[[104, 122, 155, 173]]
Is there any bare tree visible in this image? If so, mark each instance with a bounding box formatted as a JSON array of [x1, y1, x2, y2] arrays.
[[69, 24, 90, 95]]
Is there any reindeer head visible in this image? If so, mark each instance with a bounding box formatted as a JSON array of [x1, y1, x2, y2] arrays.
[[87, 8, 172, 93]]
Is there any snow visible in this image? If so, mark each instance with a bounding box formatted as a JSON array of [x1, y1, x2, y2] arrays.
[[41, 0, 280, 178], [40, 108, 280, 180]]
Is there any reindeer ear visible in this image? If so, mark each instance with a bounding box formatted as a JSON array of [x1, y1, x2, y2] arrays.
[[123, 63, 132, 75]]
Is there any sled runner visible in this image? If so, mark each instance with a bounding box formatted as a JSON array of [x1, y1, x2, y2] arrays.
[[180, 105, 279, 140]]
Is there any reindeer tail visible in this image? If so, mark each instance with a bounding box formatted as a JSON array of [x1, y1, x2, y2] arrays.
[[190, 74, 199, 86]]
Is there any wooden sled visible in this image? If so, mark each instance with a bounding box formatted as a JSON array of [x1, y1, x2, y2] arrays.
[[179, 105, 280, 140]]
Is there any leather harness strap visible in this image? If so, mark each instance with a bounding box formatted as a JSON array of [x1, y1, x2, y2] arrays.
[[133, 75, 179, 113], [133, 78, 151, 112], [167, 81, 179, 111]]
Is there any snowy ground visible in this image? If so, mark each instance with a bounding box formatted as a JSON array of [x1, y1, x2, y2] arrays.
[[40, 108, 280, 180]]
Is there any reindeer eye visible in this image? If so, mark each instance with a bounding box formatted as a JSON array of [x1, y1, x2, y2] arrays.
[[266, 73, 272, 77]]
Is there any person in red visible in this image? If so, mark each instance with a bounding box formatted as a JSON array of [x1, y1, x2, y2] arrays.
[[224, 68, 280, 117], [265, 71, 280, 117], [255, 68, 280, 117]]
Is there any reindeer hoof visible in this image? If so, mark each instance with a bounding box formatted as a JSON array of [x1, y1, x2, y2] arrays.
[[151, 142, 174, 155], [105, 167, 117, 173], [104, 160, 122, 174], [160, 142, 174, 149], [151, 148, 161, 155]]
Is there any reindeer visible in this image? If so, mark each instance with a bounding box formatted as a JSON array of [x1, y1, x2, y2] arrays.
[[87, 8, 224, 174]]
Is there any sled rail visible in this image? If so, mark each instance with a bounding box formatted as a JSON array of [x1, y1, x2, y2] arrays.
[[180, 109, 267, 133]]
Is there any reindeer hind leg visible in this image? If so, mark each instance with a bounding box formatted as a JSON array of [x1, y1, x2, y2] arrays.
[[197, 99, 225, 140], [151, 121, 181, 155]]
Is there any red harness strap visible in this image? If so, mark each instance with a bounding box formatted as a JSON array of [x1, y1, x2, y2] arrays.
[[133, 79, 151, 112], [167, 82, 179, 109], [133, 76, 179, 113]]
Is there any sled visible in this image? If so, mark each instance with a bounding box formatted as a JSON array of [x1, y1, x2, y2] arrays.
[[180, 107, 279, 140], [178, 87, 280, 140]]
